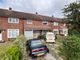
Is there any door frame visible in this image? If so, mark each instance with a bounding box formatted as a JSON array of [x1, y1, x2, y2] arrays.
[[0, 33, 2, 41], [24, 30, 33, 39]]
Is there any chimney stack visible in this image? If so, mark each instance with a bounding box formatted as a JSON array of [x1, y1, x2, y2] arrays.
[[9, 7, 12, 10], [52, 15, 54, 17], [36, 12, 38, 14]]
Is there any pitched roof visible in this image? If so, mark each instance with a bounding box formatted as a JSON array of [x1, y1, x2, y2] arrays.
[[0, 8, 62, 22], [0, 9, 52, 21], [52, 17, 63, 23]]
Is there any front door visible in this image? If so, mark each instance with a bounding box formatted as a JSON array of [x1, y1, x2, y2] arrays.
[[0, 33, 2, 41], [24, 30, 33, 39]]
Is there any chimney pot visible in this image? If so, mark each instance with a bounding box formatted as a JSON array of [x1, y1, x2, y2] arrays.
[[36, 12, 38, 14], [9, 7, 12, 10], [52, 15, 54, 17]]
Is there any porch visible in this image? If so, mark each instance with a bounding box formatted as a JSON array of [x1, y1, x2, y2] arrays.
[[24, 30, 50, 39], [24, 25, 51, 39]]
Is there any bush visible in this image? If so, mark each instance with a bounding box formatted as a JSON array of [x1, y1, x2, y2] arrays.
[[38, 34, 46, 40], [13, 35, 27, 60], [59, 35, 80, 60], [0, 35, 27, 60], [0, 45, 19, 60], [6, 45, 19, 60], [0, 46, 6, 59], [68, 29, 80, 37]]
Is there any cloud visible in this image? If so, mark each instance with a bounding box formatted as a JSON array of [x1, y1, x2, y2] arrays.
[[0, 0, 77, 18], [31, 0, 54, 11]]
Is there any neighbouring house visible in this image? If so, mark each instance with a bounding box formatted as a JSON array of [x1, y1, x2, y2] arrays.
[[51, 18, 68, 36], [0, 8, 68, 42]]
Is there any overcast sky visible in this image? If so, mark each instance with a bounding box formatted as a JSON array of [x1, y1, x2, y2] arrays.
[[0, 0, 78, 18]]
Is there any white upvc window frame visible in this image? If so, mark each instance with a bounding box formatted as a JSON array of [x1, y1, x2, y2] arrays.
[[53, 22, 59, 26], [42, 20, 48, 25], [8, 18, 19, 23], [27, 19, 32, 24], [53, 29, 59, 34], [7, 29, 19, 38]]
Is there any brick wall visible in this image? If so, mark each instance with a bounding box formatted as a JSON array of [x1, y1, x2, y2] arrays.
[[0, 16, 65, 41], [0, 17, 24, 41], [24, 20, 52, 30]]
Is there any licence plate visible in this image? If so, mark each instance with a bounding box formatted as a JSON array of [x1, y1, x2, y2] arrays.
[[37, 53, 44, 56]]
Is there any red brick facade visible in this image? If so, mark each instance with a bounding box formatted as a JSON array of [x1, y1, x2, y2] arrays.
[[24, 20, 52, 30], [0, 17, 53, 41], [0, 8, 68, 42], [0, 17, 24, 41]]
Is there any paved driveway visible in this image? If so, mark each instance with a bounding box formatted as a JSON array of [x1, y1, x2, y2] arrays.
[[44, 54, 56, 60], [27, 53, 56, 60]]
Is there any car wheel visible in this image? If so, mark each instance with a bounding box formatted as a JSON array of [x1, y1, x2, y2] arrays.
[[47, 50, 49, 53], [31, 54, 36, 58]]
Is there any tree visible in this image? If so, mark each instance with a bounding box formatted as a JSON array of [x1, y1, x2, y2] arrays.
[[64, 2, 80, 32], [60, 35, 80, 60]]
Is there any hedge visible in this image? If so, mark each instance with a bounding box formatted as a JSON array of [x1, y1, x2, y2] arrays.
[[59, 35, 80, 60]]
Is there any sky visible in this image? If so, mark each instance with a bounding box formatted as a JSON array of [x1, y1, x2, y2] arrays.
[[0, 0, 78, 18]]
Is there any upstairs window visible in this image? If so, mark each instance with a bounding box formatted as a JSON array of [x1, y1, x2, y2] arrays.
[[42, 21, 48, 25], [27, 20, 32, 24], [8, 18, 19, 23], [53, 22, 59, 26]]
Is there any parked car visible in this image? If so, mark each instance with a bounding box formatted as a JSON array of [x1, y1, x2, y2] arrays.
[[26, 39, 49, 57], [46, 32, 56, 43]]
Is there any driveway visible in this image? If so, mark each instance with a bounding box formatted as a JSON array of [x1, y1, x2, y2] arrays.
[[26, 43, 61, 60], [44, 53, 56, 60], [27, 53, 56, 60]]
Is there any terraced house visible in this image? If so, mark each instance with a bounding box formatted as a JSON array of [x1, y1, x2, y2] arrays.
[[0, 8, 68, 42]]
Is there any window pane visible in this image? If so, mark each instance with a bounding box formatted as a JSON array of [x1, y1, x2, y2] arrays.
[[27, 20, 32, 24], [8, 18, 19, 23], [53, 22, 58, 26], [7, 29, 19, 38], [31, 40, 42, 47], [42, 21, 48, 25]]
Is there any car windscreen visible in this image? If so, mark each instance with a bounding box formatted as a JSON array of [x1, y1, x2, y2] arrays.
[[31, 40, 43, 47]]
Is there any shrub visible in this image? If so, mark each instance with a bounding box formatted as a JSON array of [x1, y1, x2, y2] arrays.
[[59, 35, 80, 60], [13, 35, 27, 60], [0, 46, 6, 60], [0, 45, 19, 60], [68, 29, 80, 37], [0, 35, 27, 60], [38, 34, 46, 40], [6, 45, 19, 60]]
